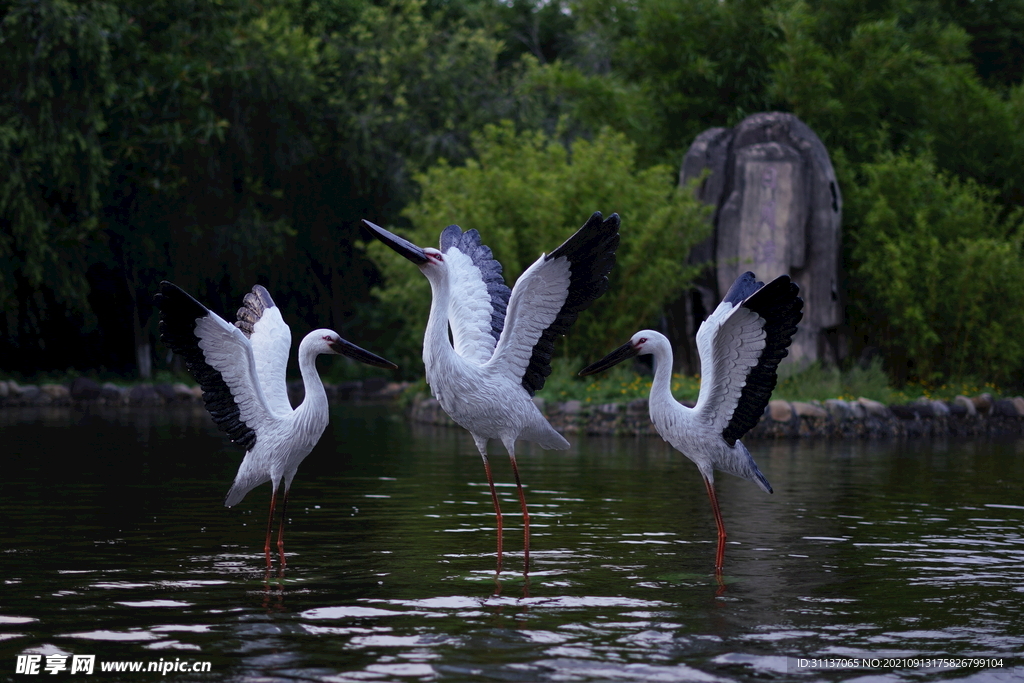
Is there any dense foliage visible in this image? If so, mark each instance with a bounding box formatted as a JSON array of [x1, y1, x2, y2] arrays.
[[2, 0, 1024, 388], [847, 152, 1024, 385], [1, 0, 119, 357]]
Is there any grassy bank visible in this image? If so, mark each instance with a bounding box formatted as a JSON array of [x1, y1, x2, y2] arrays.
[[529, 357, 1005, 406]]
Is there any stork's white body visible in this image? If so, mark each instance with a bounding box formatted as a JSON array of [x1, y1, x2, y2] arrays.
[[425, 358, 568, 453], [421, 252, 569, 454], [206, 313, 333, 506]]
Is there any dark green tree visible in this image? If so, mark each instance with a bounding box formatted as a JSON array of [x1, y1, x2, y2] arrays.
[[0, 0, 122, 363], [771, 0, 1024, 203], [267, 0, 520, 357], [98, 0, 321, 376]]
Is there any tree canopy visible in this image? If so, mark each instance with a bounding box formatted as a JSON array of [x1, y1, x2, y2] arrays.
[[2, 0, 1023, 387]]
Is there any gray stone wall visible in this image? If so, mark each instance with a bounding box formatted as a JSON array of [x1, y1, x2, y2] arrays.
[[410, 394, 1024, 440], [678, 112, 843, 370]]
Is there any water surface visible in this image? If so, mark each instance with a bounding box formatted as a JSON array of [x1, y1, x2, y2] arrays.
[[1, 404, 1022, 681]]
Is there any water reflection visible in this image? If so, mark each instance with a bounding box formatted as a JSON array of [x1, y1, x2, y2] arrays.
[[1, 404, 1022, 681]]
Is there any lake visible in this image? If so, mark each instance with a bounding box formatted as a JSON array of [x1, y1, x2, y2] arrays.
[[1, 404, 1022, 681]]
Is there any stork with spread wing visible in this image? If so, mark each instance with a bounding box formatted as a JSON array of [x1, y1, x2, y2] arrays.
[[156, 282, 397, 567], [580, 272, 803, 571], [364, 213, 619, 570]]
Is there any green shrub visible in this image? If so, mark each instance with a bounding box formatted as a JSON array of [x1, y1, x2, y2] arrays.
[[534, 357, 702, 405], [773, 358, 894, 404], [366, 122, 711, 377], [533, 357, 893, 406], [847, 152, 1024, 385]]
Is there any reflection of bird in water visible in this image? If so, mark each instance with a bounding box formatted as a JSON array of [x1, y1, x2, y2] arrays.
[[580, 272, 802, 572], [364, 213, 619, 571], [155, 282, 396, 567]]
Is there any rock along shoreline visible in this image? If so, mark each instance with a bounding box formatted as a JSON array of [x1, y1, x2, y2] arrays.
[[0, 377, 408, 407], [411, 394, 1024, 439]]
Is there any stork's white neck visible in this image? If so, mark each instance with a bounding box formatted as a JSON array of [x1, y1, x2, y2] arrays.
[[295, 333, 330, 439], [422, 268, 458, 381], [647, 335, 677, 417]]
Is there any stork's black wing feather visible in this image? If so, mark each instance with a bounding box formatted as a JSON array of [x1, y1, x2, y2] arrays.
[[722, 271, 763, 306], [721, 275, 803, 445], [521, 212, 620, 395], [155, 282, 258, 450]]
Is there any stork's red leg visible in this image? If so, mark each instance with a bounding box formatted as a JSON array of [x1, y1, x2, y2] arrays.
[[264, 489, 278, 568], [277, 488, 290, 568], [508, 454, 530, 572], [703, 476, 727, 570], [480, 454, 504, 572]]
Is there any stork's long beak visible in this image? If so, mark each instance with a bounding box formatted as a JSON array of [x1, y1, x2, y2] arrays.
[[330, 338, 398, 369], [578, 341, 639, 376], [362, 220, 429, 265]]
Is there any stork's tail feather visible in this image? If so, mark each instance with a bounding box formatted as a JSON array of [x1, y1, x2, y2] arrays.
[[521, 417, 571, 450], [224, 487, 247, 508], [752, 466, 773, 494], [727, 440, 773, 494], [224, 464, 270, 507]]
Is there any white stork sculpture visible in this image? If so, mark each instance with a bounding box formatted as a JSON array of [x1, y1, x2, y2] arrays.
[[155, 282, 397, 567], [579, 272, 803, 571], [364, 213, 619, 569]]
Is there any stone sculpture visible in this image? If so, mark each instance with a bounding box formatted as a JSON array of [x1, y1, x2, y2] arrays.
[[675, 112, 842, 372]]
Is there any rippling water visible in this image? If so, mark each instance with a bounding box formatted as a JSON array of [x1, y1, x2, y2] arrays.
[[1, 404, 1022, 681]]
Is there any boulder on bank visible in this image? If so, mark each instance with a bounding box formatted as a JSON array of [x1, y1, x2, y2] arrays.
[[40, 384, 71, 405], [100, 383, 125, 403], [128, 384, 162, 405], [69, 377, 102, 401]]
